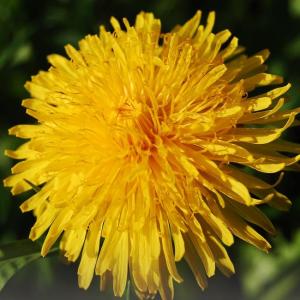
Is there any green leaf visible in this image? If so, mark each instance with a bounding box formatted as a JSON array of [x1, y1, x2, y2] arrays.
[[0, 239, 59, 291], [126, 280, 131, 300]]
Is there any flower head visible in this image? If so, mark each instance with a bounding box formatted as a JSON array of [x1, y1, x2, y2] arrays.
[[4, 10, 300, 300]]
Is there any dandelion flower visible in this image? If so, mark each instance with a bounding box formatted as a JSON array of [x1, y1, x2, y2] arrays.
[[4, 10, 300, 300]]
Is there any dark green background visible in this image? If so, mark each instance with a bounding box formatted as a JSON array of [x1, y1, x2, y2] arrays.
[[1, 0, 300, 299]]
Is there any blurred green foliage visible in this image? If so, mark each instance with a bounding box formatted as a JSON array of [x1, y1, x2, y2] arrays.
[[0, 0, 300, 299], [239, 231, 300, 300]]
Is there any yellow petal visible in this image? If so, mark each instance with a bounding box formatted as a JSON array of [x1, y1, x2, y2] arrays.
[[78, 221, 102, 289], [41, 208, 73, 256], [170, 224, 185, 261], [222, 207, 271, 252], [227, 199, 276, 234], [243, 73, 283, 92], [159, 210, 183, 283], [188, 232, 215, 277], [184, 235, 207, 290], [207, 234, 235, 277]]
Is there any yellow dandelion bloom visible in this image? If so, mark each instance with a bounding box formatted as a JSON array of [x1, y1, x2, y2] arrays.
[[4, 10, 300, 299]]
